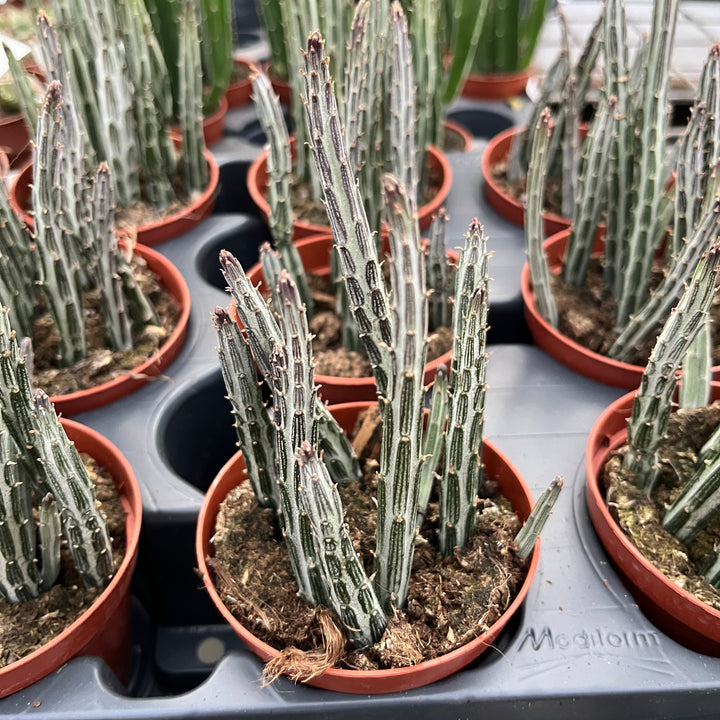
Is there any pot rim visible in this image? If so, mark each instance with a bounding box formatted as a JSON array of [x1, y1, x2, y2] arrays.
[[0, 417, 142, 697], [196, 400, 540, 693]]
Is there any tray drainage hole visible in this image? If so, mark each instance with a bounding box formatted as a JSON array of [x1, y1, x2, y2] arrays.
[[197, 636, 226, 665]]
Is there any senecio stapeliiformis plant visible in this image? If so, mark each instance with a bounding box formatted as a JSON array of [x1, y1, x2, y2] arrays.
[[0, 307, 113, 603], [24, 0, 207, 211], [616, 228, 720, 589], [527, 0, 720, 374], [212, 29, 561, 653], [0, 79, 159, 368]]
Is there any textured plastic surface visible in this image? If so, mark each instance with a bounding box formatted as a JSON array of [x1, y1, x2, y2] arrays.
[[4, 92, 720, 719]]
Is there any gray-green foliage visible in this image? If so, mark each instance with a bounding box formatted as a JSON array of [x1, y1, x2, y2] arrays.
[[0, 309, 112, 604]]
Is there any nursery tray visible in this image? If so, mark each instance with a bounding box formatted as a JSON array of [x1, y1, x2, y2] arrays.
[[4, 95, 720, 719]]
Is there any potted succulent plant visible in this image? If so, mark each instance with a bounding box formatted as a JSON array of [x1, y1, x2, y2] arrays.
[[196, 27, 562, 693], [0, 306, 142, 698], [247, 0, 453, 238], [9, 0, 219, 246], [0, 79, 189, 415], [243, 63, 453, 402], [586, 233, 720, 656], [481, 5, 603, 234], [143, 0, 234, 144], [461, 0, 550, 100], [521, 0, 720, 389]]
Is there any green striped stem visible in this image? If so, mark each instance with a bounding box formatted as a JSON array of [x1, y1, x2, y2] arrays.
[[525, 108, 558, 327], [438, 219, 490, 555], [297, 441, 387, 648], [515, 476, 563, 559], [212, 306, 277, 509], [198, 0, 233, 114], [625, 228, 720, 492], [679, 319, 712, 410], [427, 209, 452, 329]]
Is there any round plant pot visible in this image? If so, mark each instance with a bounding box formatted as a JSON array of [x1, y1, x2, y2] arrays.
[[521, 228, 648, 389], [201, 95, 228, 147], [10, 150, 220, 246], [462, 68, 531, 101], [49, 243, 191, 416], [0, 109, 32, 164], [482, 126, 571, 237], [586, 386, 720, 656], [196, 400, 539, 694], [244, 233, 454, 403], [0, 147, 8, 180], [0, 417, 142, 699], [247, 141, 453, 239], [442, 118, 474, 153], [225, 58, 254, 109]]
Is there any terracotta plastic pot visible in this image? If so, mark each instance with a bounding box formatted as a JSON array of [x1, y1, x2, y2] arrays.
[[247, 140, 453, 239], [244, 233, 454, 403], [462, 68, 531, 101], [10, 150, 220, 246], [0, 417, 142, 698], [586, 385, 720, 656], [197, 400, 539, 694], [49, 243, 191, 416], [442, 118, 474, 153], [0, 109, 33, 164], [521, 228, 650, 389], [225, 58, 254, 108], [482, 126, 571, 237], [201, 95, 228, 147]]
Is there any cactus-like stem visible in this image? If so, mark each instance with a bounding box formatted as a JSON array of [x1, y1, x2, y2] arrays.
[[416, 363, 448, 527], [609, 176, 720, 361], [0, 425, 43, 603], [301, 31, 395, 400], [373, 174, 428, 610], [197, 0, 233, 114], [115, 0, 177, 209], [515, 476, 563, 559], [525, 108, 558, 327], [33, 81, 87, 367], [269, 272, 321, 604], [3, 43, 39, 139], [297, 441, 387, 647], [212, 306, 277, 508], [251, 70, 313, 312], [219, 250, 361, 483], [87, 164, 134, 352], [33, 391, 114, 588], [662, 424, 720, 543], [178, 0, 208, 196], [439, 220, 490, 555], [254, 0, 288, 80], [387, 1, 418, 217], [625, 228, 720, 492], [259, 243, 283, 311], [615, 0, 679, 327], [679, 319, 712, 410], [701, 548, 720, 589], [563, 96, 617, 286], [38, 492, 62, 591], [0, 175, 36, 338], [427, 209, 452, 329]]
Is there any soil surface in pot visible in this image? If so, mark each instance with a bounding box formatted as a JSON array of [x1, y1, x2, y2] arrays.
[[490, 157, 564, 217], [31, 255, 181, 396], [550, 258, 720, 367], [210, 406, 527, 677], [0, 455, 127, 666], [305, 274, 452, 378], [289, 159, 444, 227], [602, 403, 720, 608]]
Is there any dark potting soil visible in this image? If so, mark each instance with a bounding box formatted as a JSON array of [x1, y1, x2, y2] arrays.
[[302, 273, 452, 379], [0, 454, 127, 667], [210, 406, 527, 679], [31, 255, 181, 397], [602, 403, 720, 609], [490, 159, 564, 217], [550, 258, 720, 368]]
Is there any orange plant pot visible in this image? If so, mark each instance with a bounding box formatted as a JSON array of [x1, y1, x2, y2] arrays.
[[0, 418, 142, 698], [462, 68, 531, 101], [586, 386, 720, 656], [196, 400, 539, 694], [244, 233, 454, 403], [247, 141, 453, 239]]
